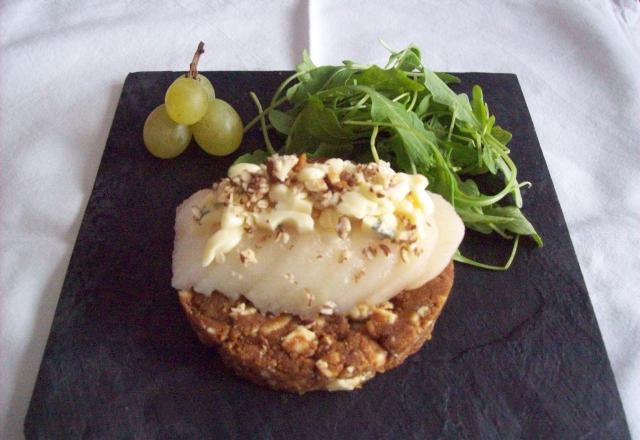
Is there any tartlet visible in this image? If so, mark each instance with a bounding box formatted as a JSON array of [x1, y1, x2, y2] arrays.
[[172, 154, 464, 392]]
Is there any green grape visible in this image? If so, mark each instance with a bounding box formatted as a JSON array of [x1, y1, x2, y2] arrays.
[[192, 99, 243, 156], [196, 74, 215, 99], [143, 104, 192, 158], [165, 76, 208, 125]]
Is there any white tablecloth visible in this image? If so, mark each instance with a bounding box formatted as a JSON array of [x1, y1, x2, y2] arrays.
[[1, 1, 638, 438]]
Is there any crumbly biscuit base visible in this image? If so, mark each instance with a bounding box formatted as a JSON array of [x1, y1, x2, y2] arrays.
[[178, 262, 454, 394]]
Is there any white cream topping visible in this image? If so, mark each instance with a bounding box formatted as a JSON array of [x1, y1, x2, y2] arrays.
[[199, 155, 439, 267]]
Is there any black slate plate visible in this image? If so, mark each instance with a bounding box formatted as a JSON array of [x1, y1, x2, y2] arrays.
[[25, 72, 630, 439]]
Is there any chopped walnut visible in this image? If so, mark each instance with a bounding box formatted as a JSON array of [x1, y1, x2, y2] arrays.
[[281, 325, 318, 357], [326, 168, 341, 185], [316, 352, 344, 379], [400, 246, 410, 263], [260, 315, 292, 336], [349, 303, 373, 321], [239, 248, 257, 266], [376, 308, 398, 324], [315, 359, 336, 378], [304, 288, 315, 307], [298, 165, 329, 192], [326, 373, 374, 391], [380, 301, 394, 310], [267, 155, 299, 182], [338, 249, 352, 263], [362, 245, 378, 260], [326, 351, 341, 364], [320, 301, 337, 316], [372, 350, 388, 369], [293, 153, 307, 172], [340, 170, 357, 187], [366, 308, 399, 337], [371, 308, 398, 327], [256, 199, 269, 210], [230, 302, 257, 319], [312, 190, 341, 209], [275, 228, 290, 244], [336, 216, 351, 239]]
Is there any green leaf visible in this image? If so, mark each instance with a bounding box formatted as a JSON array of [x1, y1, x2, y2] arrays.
[[286, 96, 354, 153], [485, 115, 496, 133], [396, 46, 422, 71], [381, 136, 413, 173], [423, 69, 477, 126], [471, 85, 488, 125], [415, 95, 431, 118], [268, 109, 295, 135], [443, 139, 478, 169], [482, 145, 497, 174], [355, 66, 424, 94], [287, 66, 352, 105], [296, 49, 316, 74], [457, 207, 494, 234], [491, 126, 512, 145], [483, 206, 543, 246], [363, 86, 436, 168], [232, 149, 269, 166], [435, 72, 461, 84], [308, 142, 354, 159], [384, 45, 423, 72], [458, 178, 481, 197]]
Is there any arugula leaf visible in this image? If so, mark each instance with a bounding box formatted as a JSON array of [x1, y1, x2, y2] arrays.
[[471, 85, 488, 125], [243, 43, 542, 270], [435, 72, 461, 84], [268, 109, 295, 135], [457, 207, 495, 234], [396, 46, 423, 71], [384, 44, 423, 72], [415, 95, 431, 118], [423, 69, 477, 126], [308, 142, 354, 159], [482, 145, 498, 174], [458, 178, 481, 197], [363, 86, 436, 168], [443, 138, 478, 170], [355, 66, 424, 94], [287, 66, 353, 105], [296, 49, 316, 73], [483, 206, 543, 245], [491, 126, 512, 144], [287, 95, 354, 153]]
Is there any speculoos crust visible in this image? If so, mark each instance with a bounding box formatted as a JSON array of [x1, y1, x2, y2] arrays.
[[178, 262, 454, 393]]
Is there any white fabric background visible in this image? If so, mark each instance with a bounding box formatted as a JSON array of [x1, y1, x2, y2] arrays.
[[1, 0, 638, 438]]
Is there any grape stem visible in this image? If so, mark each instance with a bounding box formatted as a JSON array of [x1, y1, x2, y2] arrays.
[[187, 41, 205, 79]]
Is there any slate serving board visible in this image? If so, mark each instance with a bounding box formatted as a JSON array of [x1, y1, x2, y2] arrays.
[[25, 71, 630, 439]]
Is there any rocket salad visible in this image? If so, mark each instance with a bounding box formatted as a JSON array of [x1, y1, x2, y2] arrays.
[[239, 43, 542, 270]]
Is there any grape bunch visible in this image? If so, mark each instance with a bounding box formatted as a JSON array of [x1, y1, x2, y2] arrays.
[[143, 42, 244, 158]]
